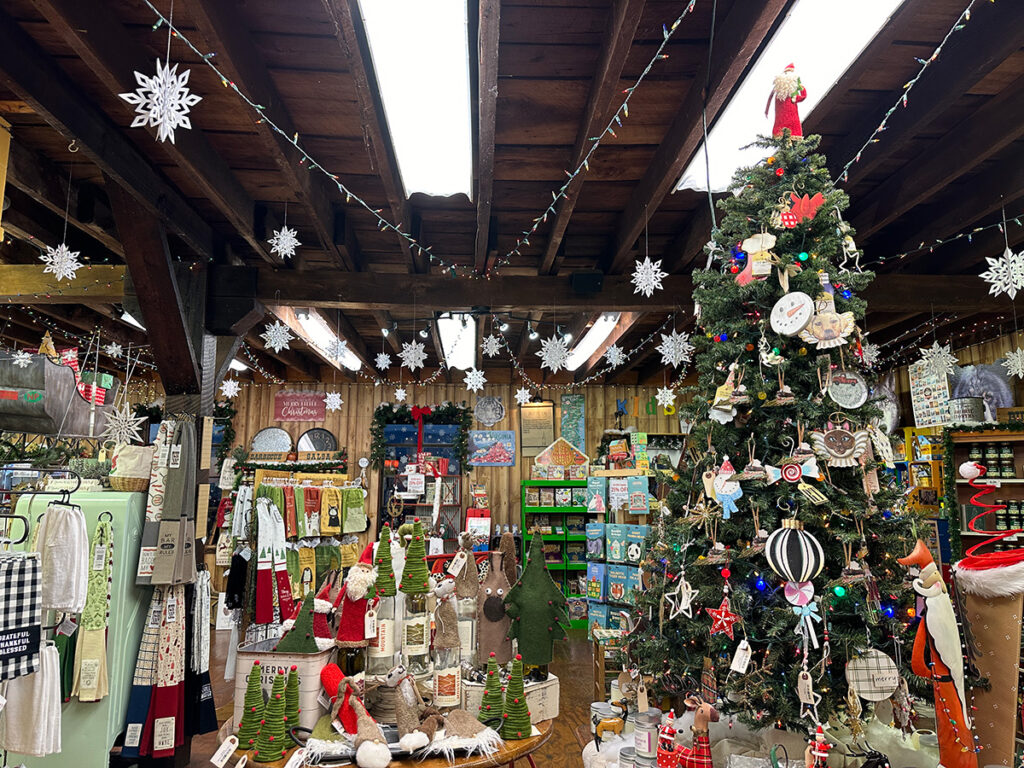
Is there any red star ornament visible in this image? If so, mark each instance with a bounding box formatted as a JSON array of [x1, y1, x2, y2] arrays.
[[705, 596, 741, 639]]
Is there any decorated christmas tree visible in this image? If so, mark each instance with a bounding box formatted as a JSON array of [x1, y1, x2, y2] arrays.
[[477, 651, 505, 723], [284, 665, 300, 733], [375, 524, 397, 596], [236, 660, 265, 750], [500, 654, 530, 740], [252, 670, 289, 762], [629, 132, 923, 731], [399, 518, 430, 595], [504, 533, 569, 665]]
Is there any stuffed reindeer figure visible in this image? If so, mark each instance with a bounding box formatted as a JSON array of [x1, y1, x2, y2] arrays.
[[670, 696, 719, 768]]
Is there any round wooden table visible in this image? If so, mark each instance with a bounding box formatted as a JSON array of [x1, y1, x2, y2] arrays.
[[386, 720, 553, 768]]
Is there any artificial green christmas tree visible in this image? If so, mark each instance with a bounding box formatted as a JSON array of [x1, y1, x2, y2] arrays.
[[630, 132, 922, 731], [252, 670, 289, 762], [503, 533, 570, 665], [283, 665, 300, 733], [477, 651, 505, 723], [399, 518, 430, 595], [374, 524, 397, 597], [500, 654, 530, 740], [236, 660, 265, 750]]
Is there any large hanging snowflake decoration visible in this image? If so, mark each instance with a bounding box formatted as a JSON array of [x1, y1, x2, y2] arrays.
[[394, 387, 407, 402], [102, 403, 146, 445], [219, 379, 241, 399], [375, 352, 392, 370], [324, 391, 344, 412], [536, 335, 570, 373], [979, 247, 1024, 299], [268, 225, 301, 260], [1004, 348, 1024, 380], [631, 255, 669, 298], [481, 335, 502, 358], [399, 340, 427, 371], [41, 243, 83, 282], [656, 330, 694, 368], [325, 338, 349, 362], [604, 344, 626, 368], [514, 387, 532, 406], [12, 350, 32, 369], [655, 386, 676, 409], [918, 340, 958, 378], [104, 342, 124, 359], [464, 368, 487, 393], [260, 320, 294, 353], [119, 59, 202, 144], [860, 342, 880, 368]]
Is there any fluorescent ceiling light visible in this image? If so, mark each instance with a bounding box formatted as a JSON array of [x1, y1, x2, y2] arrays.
[[437, 312, 476, 370], [676, 0, 906, 193], [297, 310, 362, 371], [120, 310, 146, 331], [566, 312, 621, 371], [359, 0, 473, 197], [229, 359, 248, 372]]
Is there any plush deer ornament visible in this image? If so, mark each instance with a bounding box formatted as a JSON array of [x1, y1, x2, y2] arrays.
[[670, 696, 719, 768]]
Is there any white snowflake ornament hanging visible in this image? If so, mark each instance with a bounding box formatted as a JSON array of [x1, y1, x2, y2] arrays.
[[268, 224, 301, 260], [604, 344, 626, 368], [979, 247, 1024, 299], [1004, 348, 1024, 380], [11, 350, 32, 369], [919, 341, 958, 378], [631, 255, 669, 298], [399, 340, 427, 371], [655, 386, 676, 409], [325, 338, 349, 362], [481, 335, 502, 358], [260, 320, 294, 353], [104, 342, 124, 359], [219, 379, 241, 399], [463, 368, 487, 393], [394, 387, 407, 402], [324, 392, 344, 412], [656, 330, 694, 368], [119, 59, 202, 144], [860, 342, 880, 368], [102, 403, 146, 445], [514, 387, 532, 406], [536, 334, 570, 373], [375, 352, 392, 370], [41, 243, 83, 282]]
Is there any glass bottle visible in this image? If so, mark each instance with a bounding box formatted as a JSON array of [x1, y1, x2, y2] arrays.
[[457, 594, 477, 668], [366, 596, 397, 676], [402, 592, 432, 677]]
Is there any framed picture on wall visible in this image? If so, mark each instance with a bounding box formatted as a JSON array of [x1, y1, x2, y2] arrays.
[[520, 401, 554, 457]]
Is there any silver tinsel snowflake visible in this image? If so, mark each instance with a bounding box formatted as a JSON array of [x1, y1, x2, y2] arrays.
[[536, 335, 570, 373], [979, 247, 1024, 299], [101, 403, 146, 445], [375, 352, 392, 370], [860, 342, 880, 368], [268, 225, 301, 260], [919, 341, 958, 378], [324, 391, 344, 412], [399, 340, 427, 371], [41, 243, 83, 282], [514, 387, 532, 406], [464, 367, 487, 392], [655, 386, 676, 408], [1004, 348, 1024, 380], [260, 320, 294, 353], [481, 335, 502, 358], [119, 59, 202, 144], [220, 379, 241, 399], [656, 330, 694, 368], [604, 344, 626, 368], [12, 350, 32, 369], [631, 255, 669, 298], [104, 342, 124, 359], [394, 387, 407, 402]]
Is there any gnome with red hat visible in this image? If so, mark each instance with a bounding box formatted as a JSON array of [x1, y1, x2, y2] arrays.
[[766, 63, 807, 138], [335, 543, 377, 647]]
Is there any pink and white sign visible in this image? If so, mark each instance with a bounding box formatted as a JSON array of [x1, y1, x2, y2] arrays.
[[273, 390, 326, 422]]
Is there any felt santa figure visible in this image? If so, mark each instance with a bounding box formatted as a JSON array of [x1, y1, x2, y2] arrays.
[[804, 725, 831, 768], [336, 544, 377, 647], [766, 63, 806, 138]]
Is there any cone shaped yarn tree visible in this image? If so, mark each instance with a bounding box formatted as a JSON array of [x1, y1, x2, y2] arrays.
[[500, 654, 530, 740], [477, 651, 505, 723], [253, 670, 289, 762], [284, 665, 300, 733], [504, 534, 570, 665], [399, 518, 430, 595], [236, 660, 265, 750], [375, 524, 397, 597]]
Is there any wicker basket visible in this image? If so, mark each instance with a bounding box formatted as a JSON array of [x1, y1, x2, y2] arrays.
[[110, 475, 150, 492]]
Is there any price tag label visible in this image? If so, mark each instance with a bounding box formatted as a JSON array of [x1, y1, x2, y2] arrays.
[[169, 445, 182, 469], [158, 444, 169, 467], [447, 550, 468, 576], [317, 688, 332, 710], [166, 595, 177, 623], [153, 717, 175, 752], [56, 614, 78, 636], [93, 543, 107, 571], [636, 679, 649, 712], [283, 748, 306, 768], [210, 736, 239, 767], [149, 602, 163, 628], [364, 606, 378, 639], [125, 723, 142, 748], [730, 639, 752, 674]]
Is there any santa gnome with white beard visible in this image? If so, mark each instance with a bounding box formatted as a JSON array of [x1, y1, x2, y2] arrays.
[[336, 543, 377, 647], [765, 63, 807, 137]]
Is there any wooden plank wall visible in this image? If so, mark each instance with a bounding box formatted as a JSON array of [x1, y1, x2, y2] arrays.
[[230, 382, 679, 543]]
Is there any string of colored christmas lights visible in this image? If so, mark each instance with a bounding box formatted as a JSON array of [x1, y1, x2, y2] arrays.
[[864, 210, 1024, 268], [0, 310, 158, 371]]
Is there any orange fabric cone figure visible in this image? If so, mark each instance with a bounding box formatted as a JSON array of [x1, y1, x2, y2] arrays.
[[898, 541, 979, 768]]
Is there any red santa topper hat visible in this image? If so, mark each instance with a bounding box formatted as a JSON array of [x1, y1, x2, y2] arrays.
[[784, 62, 795, 72], [719, 456, 736, 479]]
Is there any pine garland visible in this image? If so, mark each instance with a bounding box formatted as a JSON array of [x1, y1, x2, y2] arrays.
[[374, 524, 397, 597], [399, 518, 431, 595], [252, 670, 288, 762], [478, 652, 505, 723], [500, 654, 531, 739], [236, 660, 264, 750], [369, 401, 472, 472]]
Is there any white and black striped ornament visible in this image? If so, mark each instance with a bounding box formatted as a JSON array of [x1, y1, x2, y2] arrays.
[[765, 518, 824, 583]]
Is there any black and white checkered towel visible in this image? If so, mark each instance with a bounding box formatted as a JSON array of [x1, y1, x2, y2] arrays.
[[0, 554, 42, 680]]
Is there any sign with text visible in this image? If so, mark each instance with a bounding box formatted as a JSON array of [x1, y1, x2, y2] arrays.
[[273, 390, 326, 422]]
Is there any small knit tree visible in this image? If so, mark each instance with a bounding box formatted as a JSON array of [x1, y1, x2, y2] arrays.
[[399, 518, 430, 595], [500, 654, 530, 740], [478, 651, 505, 723], [236, 660, 265, 750], [253, 670, 288, 762], [274, 593, 318, 653], [504, 534, 570, 665], [375, 524, 397, 597], [284, 665, 300, 733]]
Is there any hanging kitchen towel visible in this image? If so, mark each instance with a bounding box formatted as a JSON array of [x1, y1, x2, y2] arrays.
[[224, 552, 249, 610], [303, 486, 321, 537], [293, 486, 307, 539], [0, 553, 42, 680], [35, 502, 88, 613], [138, 420, 175, 584], [151, 419, 197, 585], [342, 487, 367, 533], [297, 546, 317, 598], [231, 483, 253, 541], [72, 519, 112, 701], [53, 625, 76, 702], [283, 485, 298, 538], [0, 641, 62, 756], [141, 583, 186, 758], [189, 571, 218, 735], [121, 586, 165, 759], [320, 486, 343, 536], [253, 497, 293, 623]]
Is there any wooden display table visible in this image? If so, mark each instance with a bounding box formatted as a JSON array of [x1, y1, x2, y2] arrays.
[[387, 720, 553, 768]]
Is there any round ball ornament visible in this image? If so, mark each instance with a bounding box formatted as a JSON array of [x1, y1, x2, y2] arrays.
[[845, 648, 899, 702], [769, 292, 814, 337], [827, 370, 869, 409], [765, 518, 824, 583]]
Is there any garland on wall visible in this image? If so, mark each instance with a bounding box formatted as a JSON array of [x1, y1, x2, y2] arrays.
[[369, 402, 472, 472], [214, 399, 237, 472], [236, 451, 348, 475]]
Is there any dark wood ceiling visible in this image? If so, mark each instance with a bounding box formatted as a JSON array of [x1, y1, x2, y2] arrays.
[[0, 0, 1021, 385]]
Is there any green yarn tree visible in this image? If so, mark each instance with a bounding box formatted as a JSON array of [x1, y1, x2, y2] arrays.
[[503, 534, 570, 665], [284, 665, 300, 732], [477, 651, 505, 723], [253, 670, 288, 762], [374, 524, 397, 597], [274, 593, 318, 653], [399, 518, 430, 595], [236, 660, 265, 750], [500, 654, 530, 740]]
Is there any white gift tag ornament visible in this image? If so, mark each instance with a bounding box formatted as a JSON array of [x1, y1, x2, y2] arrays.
[[210, 735, 239, 767], [636, 679, 649, 712], [447, 550, 468, 576], [364, 605, 378, 638], [730, 639, 752, 674]]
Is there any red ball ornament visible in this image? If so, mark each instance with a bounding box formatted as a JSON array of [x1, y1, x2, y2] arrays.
[[775, 167, 784, 177], [721, 567, 731, 579], [730, 265, 739, 274]]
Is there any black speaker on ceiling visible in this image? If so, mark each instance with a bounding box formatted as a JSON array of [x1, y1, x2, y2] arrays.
[[570, 270, 603, 294]]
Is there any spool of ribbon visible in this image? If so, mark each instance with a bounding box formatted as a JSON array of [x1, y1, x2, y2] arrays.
[[411, 406, 433, 455]]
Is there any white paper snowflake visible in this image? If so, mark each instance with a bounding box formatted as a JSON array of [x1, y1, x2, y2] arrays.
[[536, 335, 570, 373], [119, 59, 202, 144], [631, 255, 669, 298], [656, 386, 676, 408], [394, 387, 407, 402], [464, 368, 487, 392], [919, 341, 958, 378], [260, 320, 294, 353], [979, 247, 1024, 299], [12, 350, 32, 369], [481, 335, 502, 358], [514, 387, 532, 406], [104, 342, 124, 359], [1004, 348, 1024, 379], [860, 342, 880, 368], [101, 403, 146, 445], [219, 379, 241, 399], [324, 391, 344, 412], [399, 340, 427, 371], [268, 225, 301, 259], [325, 338, 349, 362], [41, 242, 83, 282], [604, 344, 626, 368], [656, 330, 694, 368], [375, 352, 392, 370]]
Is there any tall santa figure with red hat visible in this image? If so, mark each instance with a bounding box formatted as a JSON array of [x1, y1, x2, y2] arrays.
[[766, 63, 806, 137]]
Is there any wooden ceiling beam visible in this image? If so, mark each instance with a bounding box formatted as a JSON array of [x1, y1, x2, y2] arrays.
[[473, 0, 500, 274], [538, 0, 646, 276], [266, 305, 356, 381], [32, 305, 145, 349], [865, 312, 917, 335], [244, 333, 312, 381], [0, 264, 125, 304], [372, 311, 404, 356], [574, 311, 645, 381], [602, 0, 790, 274], [662, 204, 716, 274], [516, 310, 543, 361]]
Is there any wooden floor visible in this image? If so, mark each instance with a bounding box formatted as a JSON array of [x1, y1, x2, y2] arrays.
[[189, 629, 592, 766]]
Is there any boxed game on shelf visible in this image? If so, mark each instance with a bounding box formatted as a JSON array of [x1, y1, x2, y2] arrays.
[[625, 524, 649, 563], [586, 523, 605, 560], [566, 541, 586, 564], [587, 562, 606, 600], [605, 523, 628, 562]]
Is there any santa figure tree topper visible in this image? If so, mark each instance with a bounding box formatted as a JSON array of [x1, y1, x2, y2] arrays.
[[766, 63, 806, 138]]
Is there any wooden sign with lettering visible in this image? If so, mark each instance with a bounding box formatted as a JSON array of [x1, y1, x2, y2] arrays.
[[273, 390, 326, 422]]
